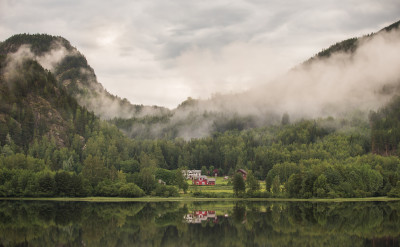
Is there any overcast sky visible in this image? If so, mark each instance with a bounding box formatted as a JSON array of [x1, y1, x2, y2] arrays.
[[1, 0, 399, 108]]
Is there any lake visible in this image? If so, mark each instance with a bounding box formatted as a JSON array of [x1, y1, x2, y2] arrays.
[[0, 200, 399, 246]]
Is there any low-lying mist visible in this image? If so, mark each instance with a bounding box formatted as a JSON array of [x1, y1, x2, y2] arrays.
[[201, 28, 400, 118], [119, 26, 400, 139]]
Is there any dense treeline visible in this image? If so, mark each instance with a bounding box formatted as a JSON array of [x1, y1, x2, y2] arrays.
[[2, 102, 400, 198], [370, 95, 400, 155]]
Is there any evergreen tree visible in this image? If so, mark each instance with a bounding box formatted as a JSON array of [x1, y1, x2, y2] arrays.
[[246, 172, 260, 193], [233, 173, 245, 196]]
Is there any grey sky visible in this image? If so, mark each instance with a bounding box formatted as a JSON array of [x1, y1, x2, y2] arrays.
[[1, 0, 399, 108]]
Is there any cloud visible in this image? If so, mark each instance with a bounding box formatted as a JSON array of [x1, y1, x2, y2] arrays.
[[3, 42, 70, 79], [133, 27, 400, 139], [233, 27, 400, 119], [174, 42, 292, 98]]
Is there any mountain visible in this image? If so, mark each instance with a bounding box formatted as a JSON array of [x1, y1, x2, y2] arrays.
[[0, 46, 97, 149], [0, 34, 168, 120], [307, 20, 400, 61]]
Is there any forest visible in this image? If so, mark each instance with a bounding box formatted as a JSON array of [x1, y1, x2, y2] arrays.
[[1, 33, 400, 199]]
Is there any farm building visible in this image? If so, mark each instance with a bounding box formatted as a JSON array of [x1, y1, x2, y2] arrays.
[[193, 176, 215, 185], [207, 178, 216, 185], [236, 169, 248, 180], [184, 211, 218, 224], [182, 170, 201, 179]]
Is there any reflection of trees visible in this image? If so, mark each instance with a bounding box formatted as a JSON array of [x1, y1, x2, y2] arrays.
[[232, 202, 246, 224], [0, 201, 399, 246]]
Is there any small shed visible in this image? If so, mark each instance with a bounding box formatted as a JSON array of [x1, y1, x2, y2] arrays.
[[207, 178, 216, 185]]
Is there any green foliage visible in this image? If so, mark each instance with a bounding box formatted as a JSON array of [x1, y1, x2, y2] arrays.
[[174, 169, 189, 193], [287, 173, 303, 197], [232, 173, 245, 196], [135, 167, 157, 195], [37, 171, 55, 196], [388, 182, 400, 197], [370, 96, 400, 155], [152, 184, 179, 197], [82, 155, 108, 187], [271, 175, 281, 194], [95, 180, 119, 196], [313, 174, 328, 197], [266, 162, 300, 191], [118, 182, 145, 197], [155, 168, 176, 185], [246, 172, 260, 193], [314, 38, 358, 59]]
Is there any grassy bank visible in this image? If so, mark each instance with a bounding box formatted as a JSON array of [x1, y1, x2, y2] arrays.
[[1, 177, 399, 202]]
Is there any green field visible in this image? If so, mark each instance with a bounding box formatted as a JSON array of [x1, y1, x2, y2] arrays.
[[186, 177, 267, 194]]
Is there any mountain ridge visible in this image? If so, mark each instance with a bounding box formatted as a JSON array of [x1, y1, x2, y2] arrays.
[[0, 34, 169, 120]]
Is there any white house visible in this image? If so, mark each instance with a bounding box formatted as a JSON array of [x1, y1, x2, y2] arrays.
[[182, 170, 202, 179]]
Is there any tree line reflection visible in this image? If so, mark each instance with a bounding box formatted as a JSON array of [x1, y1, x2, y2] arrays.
[[0, 200, 399, 246]]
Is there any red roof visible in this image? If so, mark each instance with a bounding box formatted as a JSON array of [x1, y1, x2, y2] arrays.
[[237, 169, 247, 175]]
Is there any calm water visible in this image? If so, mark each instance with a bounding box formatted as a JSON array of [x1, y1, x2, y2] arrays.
[[0, 200, 399, 247]]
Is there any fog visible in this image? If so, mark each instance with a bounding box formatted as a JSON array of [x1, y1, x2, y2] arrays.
[[186, 27, 400, 119], [144, 26, 400, 139]]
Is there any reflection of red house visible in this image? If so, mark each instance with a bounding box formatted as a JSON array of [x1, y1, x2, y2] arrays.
[[184, 211, 218, 224], [193, 176, 216, 185], [236, 169, 247, 180], [195, 211, 208, 217]]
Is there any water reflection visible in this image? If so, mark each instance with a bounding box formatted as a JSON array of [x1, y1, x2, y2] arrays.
[[184, 210, 219, 224], [0, 200, 399, 246]]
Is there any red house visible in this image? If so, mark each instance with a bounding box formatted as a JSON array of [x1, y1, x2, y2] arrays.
[[184, 211, 218, 224], [193, 176, 216, 185]]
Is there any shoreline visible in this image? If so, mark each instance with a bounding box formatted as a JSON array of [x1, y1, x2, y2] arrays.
[[0, 196, 399, 203]]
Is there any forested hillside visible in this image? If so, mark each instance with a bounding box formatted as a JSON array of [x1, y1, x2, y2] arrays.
[[0, 34, 168, 120], [0, 21, 400, 198]]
